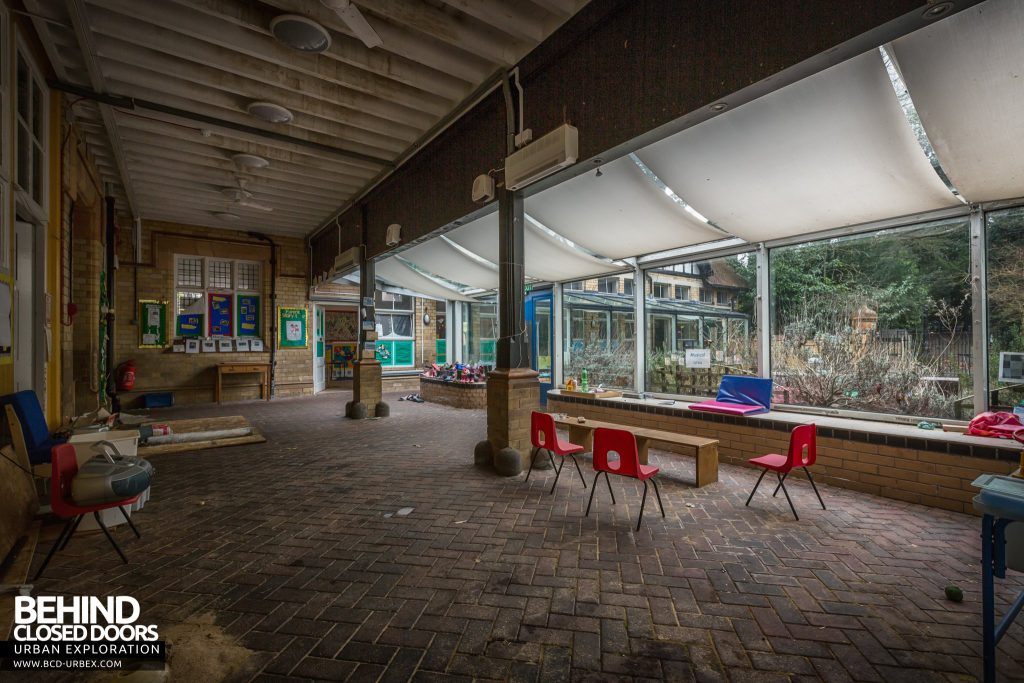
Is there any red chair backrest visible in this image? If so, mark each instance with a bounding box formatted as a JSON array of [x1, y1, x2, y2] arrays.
[[787, 424, 817, 469], [531, 412, 557, 450], [49, 444, 80, 517], [593, 428, 642, 478]]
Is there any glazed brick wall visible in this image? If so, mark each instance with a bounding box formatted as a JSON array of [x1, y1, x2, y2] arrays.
[[548, 395, 1021, 515], [420, 377, 487, 409], [111, 220, 312, 408]]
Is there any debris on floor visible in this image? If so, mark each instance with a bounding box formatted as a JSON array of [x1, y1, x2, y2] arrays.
[[161, 612, 253, 683]]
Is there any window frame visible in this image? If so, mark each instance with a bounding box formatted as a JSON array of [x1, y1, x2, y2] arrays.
[[173, 254, 263, 339], [13, 34, 47, 217]]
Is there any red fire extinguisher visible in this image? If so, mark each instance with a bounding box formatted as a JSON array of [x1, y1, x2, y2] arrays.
[[115, 360, 136, 392]]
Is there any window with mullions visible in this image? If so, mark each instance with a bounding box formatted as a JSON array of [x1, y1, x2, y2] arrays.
[[645, 252, 757, 398], [15, 42, 46, 212], [173, 255, 262, 338], [374, 292, 415, 367], [770, 218, 971, 420]]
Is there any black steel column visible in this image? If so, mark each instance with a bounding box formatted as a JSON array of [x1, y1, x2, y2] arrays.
[[496, 188, 526, 369]]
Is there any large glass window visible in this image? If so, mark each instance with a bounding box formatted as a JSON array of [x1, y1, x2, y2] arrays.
[[645, 253, 757, 397], [462, 299, 497, 366], [15, 44, 45, 211], [986, 207, 1024, 411], [561, 278, 636, 390], [770, 218, 972, 420], [173, 255, 262, 338], [375, 292, 415, 367]]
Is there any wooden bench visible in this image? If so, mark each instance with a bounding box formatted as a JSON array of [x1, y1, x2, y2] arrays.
[[552, 415, 719, 487]]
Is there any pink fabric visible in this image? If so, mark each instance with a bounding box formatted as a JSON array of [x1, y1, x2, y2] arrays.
[[688, 400, 765, 416]]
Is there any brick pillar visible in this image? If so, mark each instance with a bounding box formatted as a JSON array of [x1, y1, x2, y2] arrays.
[[483, 367, 539, 473], [349, 358, 383, 418]]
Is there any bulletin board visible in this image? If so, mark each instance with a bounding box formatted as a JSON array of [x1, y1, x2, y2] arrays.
[[176, 313, 204, 338], [138, 300, 168, 348], [278, 306, 308, 348], [236, 294, 261, 337], [208, 293, 233, 336]]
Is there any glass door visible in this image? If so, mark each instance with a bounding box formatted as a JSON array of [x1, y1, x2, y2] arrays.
[[526, 291, 554, 403]]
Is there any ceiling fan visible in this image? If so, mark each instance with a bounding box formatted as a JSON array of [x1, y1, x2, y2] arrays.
[[320, 0, 382, 49], [220, 177, 274, 212]]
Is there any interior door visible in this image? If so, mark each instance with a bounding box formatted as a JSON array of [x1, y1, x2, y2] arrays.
[[313, 306, 325, 393], [13, 221, 35, 392]]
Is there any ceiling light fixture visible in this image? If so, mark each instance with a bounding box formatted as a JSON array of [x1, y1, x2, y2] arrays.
[[232, 153, 270, 169], [214, 212, 241, 221], [922, 2, 954, 20], [246, 101, 294, 124], [709, 102, 729, 112], [595, 167, 603, 177], [270, 14, 332, 52]]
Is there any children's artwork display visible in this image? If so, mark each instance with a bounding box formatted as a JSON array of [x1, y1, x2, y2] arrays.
[[208, 293, 233, 336], [236, 294, 261, 337], [325, 310, 358, 342], [330, 342, 357, 379], [278, 307, 308, 348], [176, 313, 203, 338]]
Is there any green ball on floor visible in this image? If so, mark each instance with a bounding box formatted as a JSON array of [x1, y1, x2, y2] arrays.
[[945, 585, 964, 602]]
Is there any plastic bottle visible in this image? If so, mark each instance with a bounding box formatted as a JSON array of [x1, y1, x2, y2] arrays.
[[581, 367, 589, 392]]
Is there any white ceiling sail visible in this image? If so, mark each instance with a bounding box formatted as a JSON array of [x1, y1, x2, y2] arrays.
[[446, 212, 622, 283], [889, 0, 1024, 203], [374, 257, 475, 302], [637, 50, 960, 242], [525, 155, 723, 259], [398, 236, 499, 290]]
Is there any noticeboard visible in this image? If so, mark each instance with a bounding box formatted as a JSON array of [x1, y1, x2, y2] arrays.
[[138, 300, 167, 348], [208, 293, 233, 336], [236, 294, 261, 337], [278, 306, 308, 349]]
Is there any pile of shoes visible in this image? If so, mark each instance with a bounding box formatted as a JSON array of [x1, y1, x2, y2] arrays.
[[399, 394, 424, 403]]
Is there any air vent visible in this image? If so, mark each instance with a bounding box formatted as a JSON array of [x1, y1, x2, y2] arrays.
[[270, 15, 331, 52], [246, 101, 294, 124]]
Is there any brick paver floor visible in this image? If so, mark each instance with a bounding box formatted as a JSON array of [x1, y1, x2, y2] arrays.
[[27, 391, 1024, 681]]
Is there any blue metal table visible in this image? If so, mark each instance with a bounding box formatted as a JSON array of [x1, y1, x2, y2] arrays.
[[973, 474, 1024, 683]]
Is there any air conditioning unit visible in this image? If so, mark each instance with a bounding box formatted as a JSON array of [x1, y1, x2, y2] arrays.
[[331, 246, 361, 279], [504, 123, 578, 191]]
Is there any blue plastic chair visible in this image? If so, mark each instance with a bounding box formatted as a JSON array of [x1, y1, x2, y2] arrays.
[[0, 390, 66, 465]]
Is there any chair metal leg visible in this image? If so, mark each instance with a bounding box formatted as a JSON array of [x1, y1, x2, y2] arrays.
[[804, 467, 826, 510], [605, 471, 616, 504], [651, 478, 665, 517], [119, 506, 142, 538], [777, 473, 799, 521], [569, 455, 587, 489], [94, 511, 128, 564], [636, 481, 649, 531], [525, 448, 544, 482], [549, 458, 565, 495], [34, 516, 77, 580], [746, 469, 768, 506], [772, 472, 788, 498], [586, 471, 601, 516], [59, 514, 85, 551]]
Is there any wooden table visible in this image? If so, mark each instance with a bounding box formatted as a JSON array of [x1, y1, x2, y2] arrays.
[[215, 362, 271, 404], [553, 415, 720, 487]]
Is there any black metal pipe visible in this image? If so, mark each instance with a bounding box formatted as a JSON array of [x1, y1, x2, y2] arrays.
[[104, 196, 118, 412], [247, 232, 278, 398]]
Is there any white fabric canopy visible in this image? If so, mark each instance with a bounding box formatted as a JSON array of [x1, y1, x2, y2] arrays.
[[524, 155, 723, 258], [374, 257, 474, 302], [637, 50, 960, 242], [890, 0, 1024, 202], [446, 212, 622, 283], [398, 237, 499, 290]]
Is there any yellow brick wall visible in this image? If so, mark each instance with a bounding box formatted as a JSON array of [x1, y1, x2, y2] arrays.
[[110, 220, 312, 407]]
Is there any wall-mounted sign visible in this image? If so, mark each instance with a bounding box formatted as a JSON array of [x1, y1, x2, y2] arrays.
[[685, 348, 711, 369]]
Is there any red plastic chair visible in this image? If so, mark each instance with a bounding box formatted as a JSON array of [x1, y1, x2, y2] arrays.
[[34, 444, 142, 580], [526, 412, 587, 494], [586, 427, 664, 531], [745, 424, 825, 520]]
